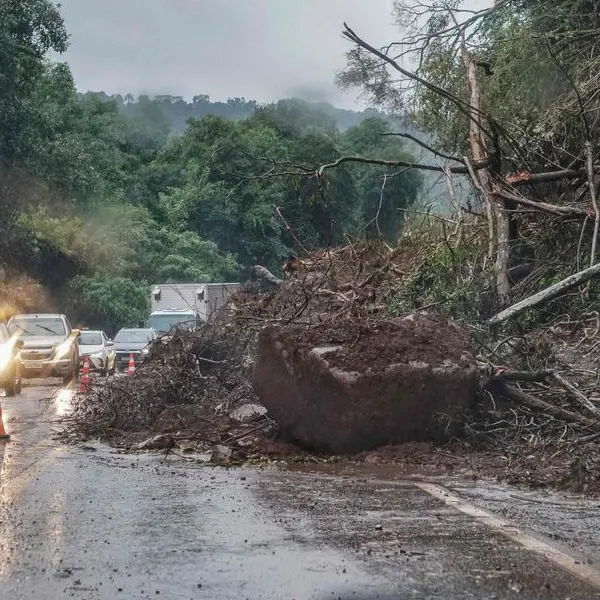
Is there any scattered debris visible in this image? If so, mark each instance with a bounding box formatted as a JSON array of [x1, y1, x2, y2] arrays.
[[230, 404, 268, 423], [60, 238, 600, 493]]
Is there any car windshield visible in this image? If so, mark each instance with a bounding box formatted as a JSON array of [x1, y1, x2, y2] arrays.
[[147, 314, 196, 333], [79, 332, 103, 345], [115, 330, 153, 343], [9, 318, 67, 337]]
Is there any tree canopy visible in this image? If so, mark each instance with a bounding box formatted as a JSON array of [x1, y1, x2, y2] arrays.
[[0, 1, 423, 332]]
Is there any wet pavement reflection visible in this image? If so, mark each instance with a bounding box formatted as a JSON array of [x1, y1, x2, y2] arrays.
[[1, 383, 600, 599]]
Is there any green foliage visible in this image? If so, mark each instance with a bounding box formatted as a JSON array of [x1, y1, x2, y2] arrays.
[[344, 0, 600, 165], [151, 108, 422, 271], [387, 239, 494, 322], [0, 1, 425, 331], [340, 118, 423, 241], [93, 92, 391, 133], [0, 0, 68, 162], [69, 276, 149, 335]]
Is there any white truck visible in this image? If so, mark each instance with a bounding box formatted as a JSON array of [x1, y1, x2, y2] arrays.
[[147, 283, 240, 334]]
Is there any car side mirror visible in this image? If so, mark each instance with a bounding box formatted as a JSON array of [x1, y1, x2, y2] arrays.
[[72, 329, 81, 338], [15, 339, 24, 349], [107, 341, 114, 347]]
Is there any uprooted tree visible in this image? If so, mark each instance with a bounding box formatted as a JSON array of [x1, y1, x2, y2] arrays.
[[329, 0, 600, 316]]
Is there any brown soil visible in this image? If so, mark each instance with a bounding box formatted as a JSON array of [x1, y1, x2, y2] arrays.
[[283, 314, 472, 373]]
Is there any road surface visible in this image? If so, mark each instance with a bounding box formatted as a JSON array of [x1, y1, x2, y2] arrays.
[[2, 382, 600, 599]]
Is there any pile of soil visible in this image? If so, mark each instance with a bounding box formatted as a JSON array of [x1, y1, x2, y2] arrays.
[[280, 314, 472, 373], [253, 314, 478, 453], [61, 239, 600, 495]]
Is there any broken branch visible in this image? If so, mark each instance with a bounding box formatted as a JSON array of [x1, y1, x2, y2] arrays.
[[552, 372, 600, 418], [489, 262, 600, 326], [382, 133, 466, 164], [491, 190, 589, 217], [495, 381, 600, 430], [586, 142, 599, 266]]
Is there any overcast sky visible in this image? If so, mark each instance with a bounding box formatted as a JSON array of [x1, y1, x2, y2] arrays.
[[55, 0, 490, 110]]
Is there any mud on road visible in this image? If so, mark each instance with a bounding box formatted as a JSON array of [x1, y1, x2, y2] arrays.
[[2, 383, 600, 599]]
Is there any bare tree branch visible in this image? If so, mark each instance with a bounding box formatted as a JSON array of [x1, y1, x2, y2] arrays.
[[491, 190, 590, 217], [317, 155, 485, 176], [382, 132, 466, 164], [489, 261, 600, 326], [586, 141, 600, 265], [342, 22, 495, 139]]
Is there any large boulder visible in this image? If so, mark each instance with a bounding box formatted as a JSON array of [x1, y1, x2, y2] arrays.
[[253, 312, 479, 454]]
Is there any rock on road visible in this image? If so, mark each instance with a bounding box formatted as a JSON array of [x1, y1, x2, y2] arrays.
[[2, 383, 600, 599]]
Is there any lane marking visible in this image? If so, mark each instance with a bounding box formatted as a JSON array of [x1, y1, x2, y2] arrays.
[[415, 481, 600, 590]]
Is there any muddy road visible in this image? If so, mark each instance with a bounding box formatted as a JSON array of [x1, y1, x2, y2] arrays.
[[2, 384, 600, 599]]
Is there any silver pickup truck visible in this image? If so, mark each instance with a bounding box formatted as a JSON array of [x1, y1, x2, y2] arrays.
[[7, 313, 80, 384]]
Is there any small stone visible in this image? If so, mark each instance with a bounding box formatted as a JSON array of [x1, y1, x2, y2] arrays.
[[229, 403, 267, 423], [136, 434, 174, 451], [212, 445, 233, 464]]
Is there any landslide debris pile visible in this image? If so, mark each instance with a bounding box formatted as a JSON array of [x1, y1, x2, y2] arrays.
[[62, 323, 284, 462], [253, 314, 479, 454], [64, 242, 427, 461], [63, 238, 600, 491]]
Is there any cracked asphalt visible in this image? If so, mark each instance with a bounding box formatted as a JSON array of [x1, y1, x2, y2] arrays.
[[1, 382, 600, 599]]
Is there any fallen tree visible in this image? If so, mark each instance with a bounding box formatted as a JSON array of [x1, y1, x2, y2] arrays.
[[489, 262, 600, 326]]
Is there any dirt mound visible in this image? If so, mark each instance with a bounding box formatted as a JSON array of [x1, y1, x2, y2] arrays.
[[230, 242, 424, 325], [253, 313, 478, 453], [61, 237, 600, 493], [278, 312, 471, 373]]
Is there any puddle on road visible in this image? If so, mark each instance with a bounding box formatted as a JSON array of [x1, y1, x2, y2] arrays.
[[54, 388, 75, 417]]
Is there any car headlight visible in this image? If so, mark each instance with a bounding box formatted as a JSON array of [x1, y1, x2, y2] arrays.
[[54, 340, 73, 360], [141, 347, 150, 355], [0, 345, 13, 371]]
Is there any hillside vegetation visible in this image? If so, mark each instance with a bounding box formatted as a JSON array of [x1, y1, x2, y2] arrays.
[[0, 1, 423, 332]]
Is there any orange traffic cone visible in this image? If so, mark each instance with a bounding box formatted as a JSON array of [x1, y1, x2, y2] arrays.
[[126, 353, 136, 375], [0, 402, 10, 441], [78, 356, 91, 393]]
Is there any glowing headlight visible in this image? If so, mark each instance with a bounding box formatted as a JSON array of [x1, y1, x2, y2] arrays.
[[0, 335, 19, 371], [0, 345, 13, 371], [141, 347, 150, 355], [54, 340, 73, 360]]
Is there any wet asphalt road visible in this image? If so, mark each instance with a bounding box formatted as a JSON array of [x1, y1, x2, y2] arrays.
[[2, 384, 600, 599]]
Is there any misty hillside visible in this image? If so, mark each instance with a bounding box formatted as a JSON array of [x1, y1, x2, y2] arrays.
[[82, 92, 452, 211], [84, 92, 398, 133]]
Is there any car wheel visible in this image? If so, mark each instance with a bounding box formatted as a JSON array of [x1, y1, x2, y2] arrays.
[[62, 372, 74, 386], [15, 378, 22, 395], [5, 382, 16, 397]]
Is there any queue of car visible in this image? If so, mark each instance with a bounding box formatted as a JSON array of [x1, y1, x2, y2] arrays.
[[0, 284, 241, 395], [0, 313, 161, 396]]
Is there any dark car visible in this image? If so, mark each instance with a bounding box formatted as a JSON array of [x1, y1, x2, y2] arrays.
[[0, 323, 23, 396], [113, 328, 156, 372]]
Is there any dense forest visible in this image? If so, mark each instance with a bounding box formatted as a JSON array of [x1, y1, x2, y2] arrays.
[[0, 1, 423, 333]]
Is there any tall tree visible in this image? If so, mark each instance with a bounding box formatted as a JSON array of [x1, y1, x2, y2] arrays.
[[0, 0, 67, 162]]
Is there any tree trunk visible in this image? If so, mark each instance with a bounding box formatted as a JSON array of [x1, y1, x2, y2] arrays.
[[461, 46, 510, 305]]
